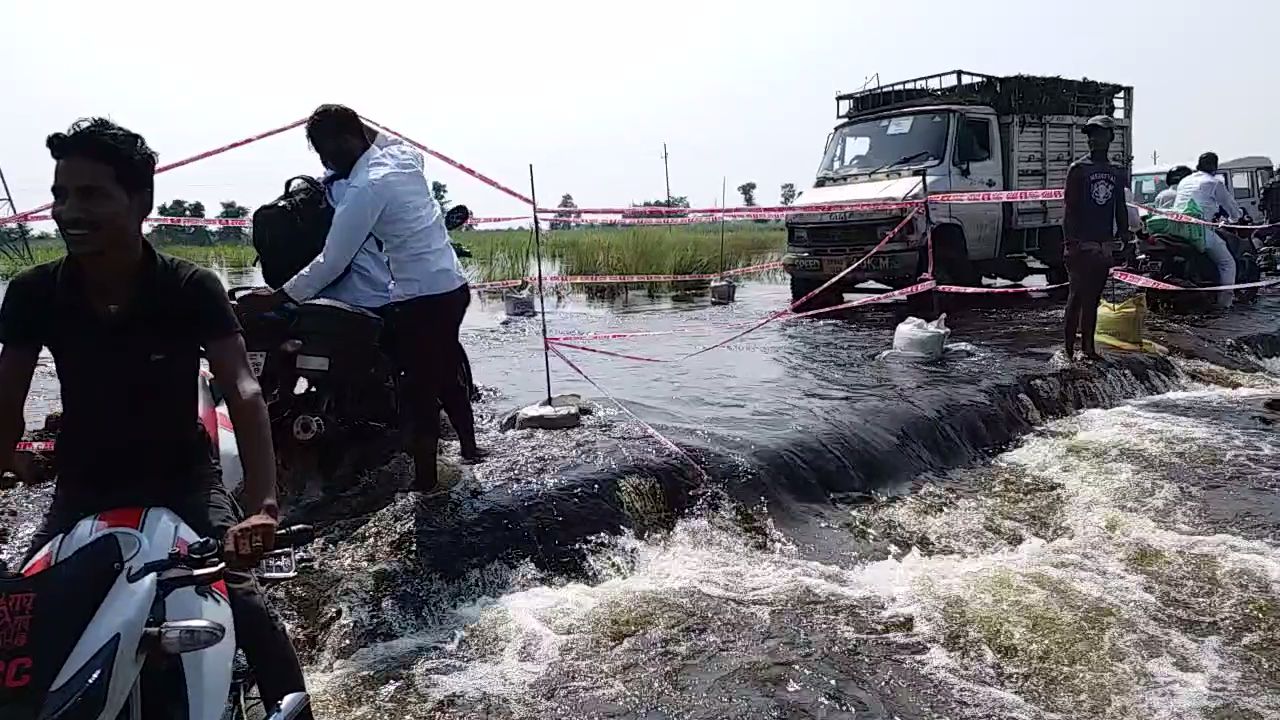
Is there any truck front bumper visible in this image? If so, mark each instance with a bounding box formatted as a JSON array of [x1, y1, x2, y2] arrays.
[[782, 249, 920, 283]]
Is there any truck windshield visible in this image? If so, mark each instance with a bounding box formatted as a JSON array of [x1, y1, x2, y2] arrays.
[[819, 111, 950, 177]]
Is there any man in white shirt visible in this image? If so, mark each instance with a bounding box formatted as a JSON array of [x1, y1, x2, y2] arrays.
[[247, 105, 480, 495], [1171, 152, 1240, 307], [312, 166, 393, 308]]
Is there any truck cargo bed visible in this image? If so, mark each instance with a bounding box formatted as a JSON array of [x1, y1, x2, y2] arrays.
[[1001, 114, 1132, 230]]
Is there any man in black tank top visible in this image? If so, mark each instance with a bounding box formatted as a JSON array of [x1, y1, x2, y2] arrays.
[[1062, 115, 1130, 360]]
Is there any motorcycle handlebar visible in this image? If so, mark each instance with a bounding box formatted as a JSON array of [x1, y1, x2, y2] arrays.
[[275, 524, 314, 548], [228, 286, 267, 302]]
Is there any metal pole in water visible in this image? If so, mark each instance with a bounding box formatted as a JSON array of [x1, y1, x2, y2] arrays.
[[719, 176, 727, 275], [530, 164, 553, 405]]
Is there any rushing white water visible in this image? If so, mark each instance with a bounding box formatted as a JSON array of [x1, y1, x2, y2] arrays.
[[299, 378, 1280, 720]]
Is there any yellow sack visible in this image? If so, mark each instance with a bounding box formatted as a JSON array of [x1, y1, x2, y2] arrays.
[[1094, 294, 1165, 353]]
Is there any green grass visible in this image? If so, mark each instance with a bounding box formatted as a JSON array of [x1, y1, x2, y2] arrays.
[[459, 225, 785, 282], [0, 242, 257, 279], [0, 225, 787, 285]]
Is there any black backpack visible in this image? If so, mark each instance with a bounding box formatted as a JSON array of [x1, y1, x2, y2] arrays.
[[252, 176, 334, 290]]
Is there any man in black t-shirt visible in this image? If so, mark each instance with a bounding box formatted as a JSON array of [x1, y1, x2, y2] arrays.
[[1062, 115, 1131, 360], [0, 119, 311, 717]]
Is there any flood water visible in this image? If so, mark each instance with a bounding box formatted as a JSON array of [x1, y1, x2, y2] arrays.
[[3, 267, 1279, 719]]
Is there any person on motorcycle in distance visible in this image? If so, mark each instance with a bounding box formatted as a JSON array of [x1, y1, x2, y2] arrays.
[[1167, 152, 1241, 308], [240, 105, 484, 497], [1062, 115, 1130, 361], [0, 119, 314, 718], [1154, 165, 1193, 209]]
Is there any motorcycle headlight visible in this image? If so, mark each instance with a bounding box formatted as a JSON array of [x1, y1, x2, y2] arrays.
[[37, 634, 118, 720]]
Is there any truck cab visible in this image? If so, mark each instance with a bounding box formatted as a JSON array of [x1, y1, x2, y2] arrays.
[[784, 71, 1133, 302]]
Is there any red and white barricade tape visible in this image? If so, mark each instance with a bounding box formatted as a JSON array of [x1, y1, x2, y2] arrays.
[[362, 117, 536, 206], [12, 214, 528, 228], [1, 118, 308, 226], [935, 282, 1068, 294], [1109, 269, 1280, 292], [546, 343, 710, 481], [786, 280, 936, 319], [472, 261, 785, 293]]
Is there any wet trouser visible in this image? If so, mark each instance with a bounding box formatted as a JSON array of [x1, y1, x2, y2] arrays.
[[24, 471, 312, 719], [383, 283, 476, 491], [1064, 240, 1111, 355], [1203, 229, 1237, 308]]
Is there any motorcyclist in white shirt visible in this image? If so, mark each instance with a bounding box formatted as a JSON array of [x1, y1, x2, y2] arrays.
[[1170, 152, 1240, 307]]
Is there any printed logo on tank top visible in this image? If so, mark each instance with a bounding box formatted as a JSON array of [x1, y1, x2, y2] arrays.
[[1089, 172, 1115, 206]]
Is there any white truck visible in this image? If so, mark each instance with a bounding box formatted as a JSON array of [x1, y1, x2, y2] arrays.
[[783, 70, 1134, 301]]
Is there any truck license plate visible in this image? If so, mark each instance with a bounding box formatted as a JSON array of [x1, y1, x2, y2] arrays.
[[247, 351, 266, 377], [823, 256, 891, 274]]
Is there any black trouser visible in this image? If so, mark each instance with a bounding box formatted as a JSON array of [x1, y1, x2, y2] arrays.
[[1064, 240, 1112, 355], [383, 284, 477, 491], [24, 470, 311, 719]]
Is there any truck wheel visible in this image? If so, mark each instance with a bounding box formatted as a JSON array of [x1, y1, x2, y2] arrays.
[[790, 276, 842, 311], [1046, 265, 1069, 286], [930, 227, 980, 286]]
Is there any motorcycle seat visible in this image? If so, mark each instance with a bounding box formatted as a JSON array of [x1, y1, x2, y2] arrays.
[[0, 536, 122, 718], [299, 298, 382, 320]]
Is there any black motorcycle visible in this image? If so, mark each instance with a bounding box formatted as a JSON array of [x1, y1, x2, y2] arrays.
[[231, 205, 477, 496], [1130, 216, 1261, 312]]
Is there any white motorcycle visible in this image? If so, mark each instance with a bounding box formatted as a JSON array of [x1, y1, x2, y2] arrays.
[[1, 507, 313, 720]]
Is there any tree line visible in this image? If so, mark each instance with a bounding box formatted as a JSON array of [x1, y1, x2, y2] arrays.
[[550, 182, 796, 228]]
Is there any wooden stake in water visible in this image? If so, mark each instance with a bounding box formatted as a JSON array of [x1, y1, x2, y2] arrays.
[[530, 164, 553, 404]]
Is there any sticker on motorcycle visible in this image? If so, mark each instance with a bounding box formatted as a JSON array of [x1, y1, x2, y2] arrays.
[[247, 351, 266, 377], [295, 355, 330, 372]]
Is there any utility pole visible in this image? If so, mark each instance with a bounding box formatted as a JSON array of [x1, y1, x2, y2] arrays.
[[1151, 150, 1159, 166], [662, 143, 672, 207]]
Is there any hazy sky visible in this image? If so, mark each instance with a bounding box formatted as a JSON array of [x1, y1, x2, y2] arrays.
[[2, 0, 1273, 222]]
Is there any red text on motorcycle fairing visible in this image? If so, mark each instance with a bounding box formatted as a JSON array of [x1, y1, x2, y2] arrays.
[[0, 658, 31, 688], [0, 592, 36, 651]]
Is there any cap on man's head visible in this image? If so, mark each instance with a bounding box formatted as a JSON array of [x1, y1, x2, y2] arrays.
[[1082, 115, 1115, 134]]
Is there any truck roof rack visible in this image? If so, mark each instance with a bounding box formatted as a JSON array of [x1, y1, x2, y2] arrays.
[[836, 70, 1133, 121]]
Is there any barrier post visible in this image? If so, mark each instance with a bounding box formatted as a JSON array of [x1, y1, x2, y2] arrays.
[[530, 164, 553, 404], [917, 169, 941, 319]]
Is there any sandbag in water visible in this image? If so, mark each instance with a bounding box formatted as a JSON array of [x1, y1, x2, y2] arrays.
[[890, 314, 951, 360]]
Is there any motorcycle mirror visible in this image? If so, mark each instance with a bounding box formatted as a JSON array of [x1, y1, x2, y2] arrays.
[[445, 205, 471, 231]]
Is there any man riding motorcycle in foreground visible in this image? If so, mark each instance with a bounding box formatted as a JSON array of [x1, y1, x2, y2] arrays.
[[0, 119, 313, 717]]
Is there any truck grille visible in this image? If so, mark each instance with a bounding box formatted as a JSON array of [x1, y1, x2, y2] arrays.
[[790, 224, 881, 247]]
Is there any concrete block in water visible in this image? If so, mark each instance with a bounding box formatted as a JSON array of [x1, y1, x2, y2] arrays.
[[515, 403, 582, 430], [710, 279, 737, 305], [501, 394, 593, 431]]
